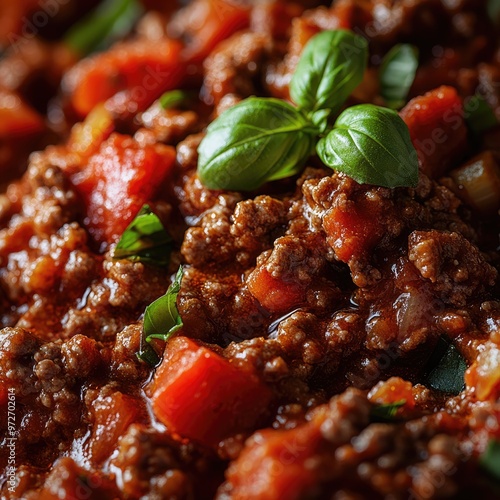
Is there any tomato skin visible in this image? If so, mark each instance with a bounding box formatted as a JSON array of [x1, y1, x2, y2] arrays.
[[149, 336, 272, 449], [225, 421, 322, 500], [0, 89, 44, 137], [247, 266, 305, 314], [323, 196, 384, 263], [400, 86, 467, 178], [71, 133, 176, 245], [67, 38, 184, 118], [184, 0, 251, 63], [89, 391, 141, 464]]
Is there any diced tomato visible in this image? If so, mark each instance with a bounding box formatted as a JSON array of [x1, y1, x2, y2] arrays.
[[400, 86, 467, 178], [247, 266, 305, 314], [71, 133, 176, 245], [368, 377, 416, 410], [465, 342, 500, 401], [225, 421, 322, 500], [38, 457, 118, 500], [89, 391, 141, 464], [149, 336, 272, 449], [183, 0, 250, 63], [323, 195, 384, 263], [67, 38, 184, 118], [0, 89, 44, 137]]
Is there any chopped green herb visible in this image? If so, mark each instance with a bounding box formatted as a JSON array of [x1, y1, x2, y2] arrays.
[[113, 205, 173, 266], [379, 44, 419, 109], [465, 96, 499, 135], [480, 440, 500, 481], [136, 266, 184, 365], [159, 90, 191, 110], [65, 0, 142, 56], [370, 400, 406, 422], [144, 266, 184, 342], [424, 337, 467, 395], [197, 30, 419, 192]]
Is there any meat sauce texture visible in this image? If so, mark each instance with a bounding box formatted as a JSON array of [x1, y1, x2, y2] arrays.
[[1, 0, 500, 499]]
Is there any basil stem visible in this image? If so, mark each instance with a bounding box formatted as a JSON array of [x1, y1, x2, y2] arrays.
[[424, 337, 467, 395], [113, 205, 173, 267], [379, 44, 419, 110], [317, 104, 419, 188], [65, 0, 142, 56], [143, 266, 184, 342], [290, 30, 368, 116], [198, 98, 317, 191], [370, 400, 406, 422]]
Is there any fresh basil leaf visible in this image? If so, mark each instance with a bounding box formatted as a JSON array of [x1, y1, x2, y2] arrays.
[[465, 96, 498, 135], [481, 440, 500, 481], [143, 266, 184, 342], [114, 205, 173, 266], [425, 339, 467, 395], [370, 400, 406, 422], [65, 0, 142, 56], [159, 90, 191, 110], [198, 97, 317, 191], [290, 30, 368, 116], [379, 44, 419, 109], [317, 104, 419, 188]]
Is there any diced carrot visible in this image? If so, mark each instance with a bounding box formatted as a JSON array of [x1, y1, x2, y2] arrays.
[[183, 0, 250, 63], [68, 38, 184, 118], [149, 337, 272, 449], [400, 86, 467, 178], [247, 266, 305, 314], [0, 89, 44, 137], [323, 195, 384, 263], [225, 421, 322, 500], [89, 392, 140, 464], [71, 133, 176, 245]]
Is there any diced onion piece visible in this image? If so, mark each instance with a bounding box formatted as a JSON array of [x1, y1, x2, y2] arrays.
[[68, 103, 114, 157], [449, 151, 500, 215]]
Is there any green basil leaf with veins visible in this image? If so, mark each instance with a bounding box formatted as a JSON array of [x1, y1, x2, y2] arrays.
[[379, 44, 419, 109], [198, 97, 318, 191], [480, 440, 500, 481], [290, 30, 368, 116], [113, 204, 173, 266], [370, 400, 406, 422], [317, 104, 419, 188], [143, 266, 184, 342]]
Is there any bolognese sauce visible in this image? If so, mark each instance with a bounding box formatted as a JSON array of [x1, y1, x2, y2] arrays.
[[1, 1, 500, 499]]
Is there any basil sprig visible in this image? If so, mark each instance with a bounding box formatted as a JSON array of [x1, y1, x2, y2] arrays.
[[197, 30, 419, 191], [136, 266, 184, 365], [424, 337, 467, 395], [114, 205, 173, 266]]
